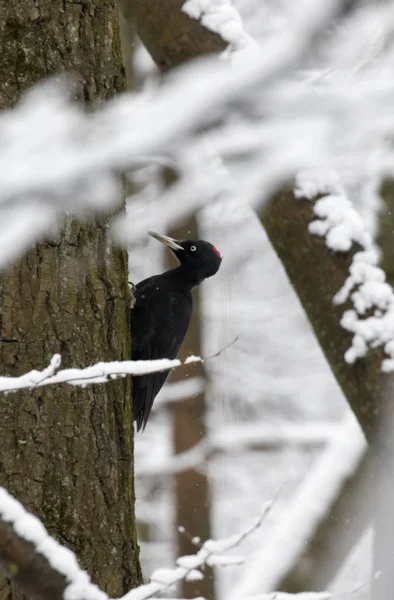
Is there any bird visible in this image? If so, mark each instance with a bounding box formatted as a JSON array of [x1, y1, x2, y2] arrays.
[[130, 231, 222, 431]]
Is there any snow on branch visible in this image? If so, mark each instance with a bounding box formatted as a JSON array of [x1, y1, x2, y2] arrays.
[[0, 483, 275, 600], [122, 503, 271, 600], [295, 168, 394, 371], [1, 4, 394, 266], [0, 480, 355, 600], [182, 0, 259, 62], [0, 354, 202, 394], [0, 338, 238, 394], [242, 594, 331, 600], [229, 413, 366, 598], [0, 486, 106, 600]]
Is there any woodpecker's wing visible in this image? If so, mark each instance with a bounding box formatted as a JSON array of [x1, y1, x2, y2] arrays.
[[131, 280, 191, 431], [132, 321, 184, 432]]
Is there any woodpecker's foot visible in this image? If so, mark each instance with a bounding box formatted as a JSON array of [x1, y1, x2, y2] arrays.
[[128, 281, 136, 309]]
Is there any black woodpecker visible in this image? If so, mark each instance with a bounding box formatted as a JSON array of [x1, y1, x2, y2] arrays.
[[130, 231, 222, 431]]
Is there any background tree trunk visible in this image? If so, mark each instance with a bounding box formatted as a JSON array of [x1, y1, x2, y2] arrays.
[[0, 1, 142, 597], [168, 217, 215, 600], [279, 449, 373, 592]]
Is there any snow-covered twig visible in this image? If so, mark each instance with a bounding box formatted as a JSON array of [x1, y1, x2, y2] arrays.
[[0, 354, 200, 394], [0, 482, 272, 600], [0, 336, 238, 394], [0, 480, 362, 600], [123, 501, 272, 600]]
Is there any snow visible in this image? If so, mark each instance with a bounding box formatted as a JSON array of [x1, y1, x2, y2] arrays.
[[138, 439, 208, 476], [138, 422, 336, 477], [184, 355, 203, 365], [211, 422, 337, 451], [182, 0, 259, 63], [192, 536, 201, 545], [0, 483, 274, 600], [294, 169, 341, 201], [229, 413, 366, 597], [185, 569, 204, 581], [3, 2, 394, 598], [121, 511, 266, 600], [0, 3, 394, 269], [243, 595, 331, 600], [0, 487, 107, 600], [295, 172, 372, 253], [0, 354, 206, 393], [207, 554, 244, 566], [153, 377, 205, 407], [139, 420, 334, 476], [176, 555, 202, 569], [296, 168, 394, 370]]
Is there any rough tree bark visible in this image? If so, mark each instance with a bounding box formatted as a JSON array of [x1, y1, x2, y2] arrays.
[[0, 1, 141, 598]]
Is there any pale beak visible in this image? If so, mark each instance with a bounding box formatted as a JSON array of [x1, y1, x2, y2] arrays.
[[148, 231, 184, 251]]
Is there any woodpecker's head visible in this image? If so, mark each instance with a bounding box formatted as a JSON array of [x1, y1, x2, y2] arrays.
[[148, 231, 222, 280]]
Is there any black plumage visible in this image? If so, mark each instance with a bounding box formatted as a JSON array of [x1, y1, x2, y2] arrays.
[[130, 231, 222, 431]]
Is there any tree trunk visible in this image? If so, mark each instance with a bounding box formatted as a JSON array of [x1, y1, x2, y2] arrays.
[[0, 2, 141, 598], [279, 448, 373, 592], [368, 184, 394, 600], [118, 0, 225, 73]]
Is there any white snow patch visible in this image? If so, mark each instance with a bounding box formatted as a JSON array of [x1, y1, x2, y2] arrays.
[[0, 487, 107, 600], [296, 168, 394, 370], [295, 169, 342, 201], [184, 354, 203, 364], [229, 413, 365, 597], [185, 569, 204, 581], [182, 0, 259, 64], [243, 595, 331, 600], [0, 354, 207, 393], [192, 535, 201, 545], [121, 511, 265, 600]]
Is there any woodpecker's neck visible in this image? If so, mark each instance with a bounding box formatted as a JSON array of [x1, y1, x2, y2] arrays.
[[170, 265, 203, 289]]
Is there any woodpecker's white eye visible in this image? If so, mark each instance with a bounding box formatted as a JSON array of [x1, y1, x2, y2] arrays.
[[190, 245, 197, 252]]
